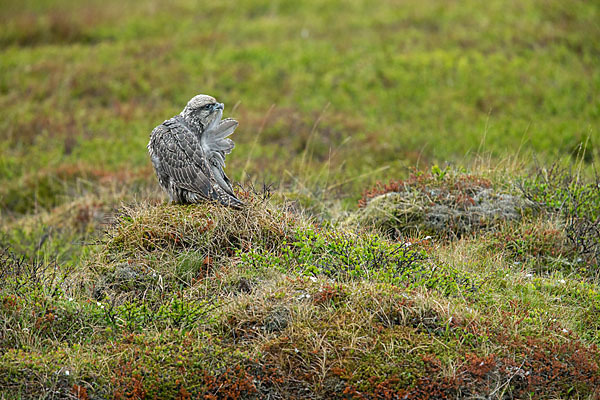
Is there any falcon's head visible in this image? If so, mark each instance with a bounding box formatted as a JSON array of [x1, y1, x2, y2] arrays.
[[181, 94, 224, 131]]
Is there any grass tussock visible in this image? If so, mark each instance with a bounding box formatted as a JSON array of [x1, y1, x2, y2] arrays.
[[102, 196, 295, 259]]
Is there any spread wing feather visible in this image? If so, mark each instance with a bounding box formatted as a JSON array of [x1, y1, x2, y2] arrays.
[[202, 118, 238, 155], [200, 117, 241, 199]]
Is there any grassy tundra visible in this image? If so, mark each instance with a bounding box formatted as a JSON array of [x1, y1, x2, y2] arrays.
[[1, 0, 599, 398]]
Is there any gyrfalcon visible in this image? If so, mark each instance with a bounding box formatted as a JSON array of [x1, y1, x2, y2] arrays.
[[148, 94, 244, 208]]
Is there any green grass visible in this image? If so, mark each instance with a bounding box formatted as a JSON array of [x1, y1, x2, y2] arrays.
[[1, 0, 600, 398]]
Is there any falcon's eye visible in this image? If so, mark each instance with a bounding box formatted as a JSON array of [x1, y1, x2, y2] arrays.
[[203, 104, 212, 110]]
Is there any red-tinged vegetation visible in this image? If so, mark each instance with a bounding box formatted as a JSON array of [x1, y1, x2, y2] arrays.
[[328, 302, 600, 399], [358, 171, 492, 209], [3, 174, 600, 398], [493, 225, 571, 261], [351, 169, 522, 239], [110, 356, 288, 400], [313, 283, 346, 305], [201, 366, 258, 400], [72, 384, 89, 400], [111, 355, 148, 400], [339, 337, 600, 399], [1, 295, 21, 312]]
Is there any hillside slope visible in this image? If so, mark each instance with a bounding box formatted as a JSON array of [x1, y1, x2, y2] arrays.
[[2, 168, 599, 399]]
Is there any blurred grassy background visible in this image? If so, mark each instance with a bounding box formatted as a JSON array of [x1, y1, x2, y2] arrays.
[[1, 0, 598, 216]]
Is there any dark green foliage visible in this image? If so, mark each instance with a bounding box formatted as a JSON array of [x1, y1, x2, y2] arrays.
[[240, 226, 479, 297]]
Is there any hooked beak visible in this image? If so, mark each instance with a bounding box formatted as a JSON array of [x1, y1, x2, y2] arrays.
[[207, 103, 224, 131]]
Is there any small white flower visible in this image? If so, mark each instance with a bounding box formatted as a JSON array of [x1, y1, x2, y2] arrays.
[[525, 273, 533, 278], [424, 236, 432, 240], [297, 293, 311, 300], [65, 370, 70, 376], [559, 279, 566, 284], [309, 276, 317, 282], [68, 297, 73, 302], [294, 348, 299, 353], [97, 302, 101, 306], [562, 328, 569, 334]]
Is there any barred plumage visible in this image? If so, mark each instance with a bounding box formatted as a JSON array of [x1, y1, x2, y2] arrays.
[[148, 95, 244, 208]]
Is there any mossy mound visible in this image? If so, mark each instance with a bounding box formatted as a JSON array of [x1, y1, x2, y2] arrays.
[[347, 169, 537, 239], [102, 197, 298, 260], [87, 194, 305, 303]]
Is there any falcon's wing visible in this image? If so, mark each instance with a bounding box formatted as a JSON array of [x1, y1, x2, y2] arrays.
[[150, 121, 213, 200]]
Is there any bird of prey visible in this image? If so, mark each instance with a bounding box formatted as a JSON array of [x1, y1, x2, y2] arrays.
[[148, 94, 244, 208]]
